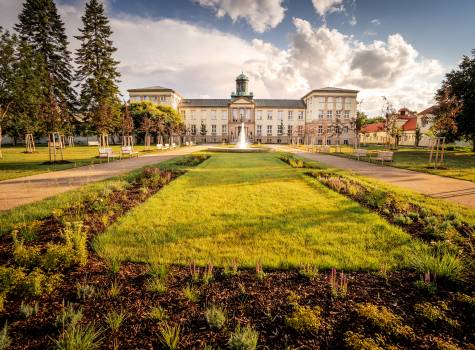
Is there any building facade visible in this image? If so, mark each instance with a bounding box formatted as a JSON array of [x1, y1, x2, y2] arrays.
[[128, 74, 359, 145]]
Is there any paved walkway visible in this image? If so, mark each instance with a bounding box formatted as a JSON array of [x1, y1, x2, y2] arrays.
[[0, 146, 206, 211], [274, 145, 475, 210]]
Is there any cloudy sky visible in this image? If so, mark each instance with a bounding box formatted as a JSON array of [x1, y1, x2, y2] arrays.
[[1, 0, 474, 116]]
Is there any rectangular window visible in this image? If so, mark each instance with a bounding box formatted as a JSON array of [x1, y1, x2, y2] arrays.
[[144, 96, 149, 101], [344, 98, 351, 110], [344, 110, 350, 118], [191, 110, 195, 120], [257, 125, 262, 135], [298, 125, 304, 135], [160, 96, 166, 102], [267, 111, 273, 120], [327, 139, 331, 145], [298, 111, 304, 120], [343, 126, 348, 134], [327, 96, 334, 107], [288, 111, 293, 120], [191, 124, 196, 135], [287, 125, 293, 135], [232, 109, 238, 122], [211, 110, 217, 120], [343, 139, 348, 145], [257, 110, 263, 120], [267, 125, 272, 135], [318, 125, 323, 134], [327, 110, 333, 119], [318, 110, 324, 118], [278, 110, 283, 120], [318, 97, 325, 109], [277, 124, 283, 135], [211, 125, 216, 134], [222, 110, 228, 121], [336, 110, 342, 118], [222, 125, 227, 134]]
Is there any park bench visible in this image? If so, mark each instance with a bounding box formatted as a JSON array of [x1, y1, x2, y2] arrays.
[[171, 142, 177, 148], [373, 151, 394, 165], [321, 146, 330, 153], [88, 140, 99, 146], [185, 142, 190, 146], [156, 143, 163, 150], [98, 147, 119, 162], [120, 146, 139, 158], [164, 143, 170, 150], [353, 148, 368, 160], [190, 141, 194, 146]]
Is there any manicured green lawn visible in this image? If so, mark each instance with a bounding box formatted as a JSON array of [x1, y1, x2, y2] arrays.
[[95, 152, 425, 270], [0, 145, 159, 181]]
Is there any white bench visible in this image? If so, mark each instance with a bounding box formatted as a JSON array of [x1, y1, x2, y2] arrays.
[[373, 151, 393, 165], [190, 141, 194, 146], [88, 140, 99, 146], [156, 143, 163, 150], [185, 142, 190, 146], [98, 147, 118, 162], [120, 146, 139, 158], [353, 148, 368, 160], [171, 142, 176, 148], [163, 143, 170, 149]]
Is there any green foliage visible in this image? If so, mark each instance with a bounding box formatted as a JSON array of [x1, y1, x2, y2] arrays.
[[76, 283, 96, 301], [53, 323, 102, 350], [175, 154, 210, 166], [62, 222, 88, 267], [344, 331, 383, 350], [285, 293, 322, 334], [410, 247, 463, 281], [228, 325, 259, 350], [104, 310, 126, 332], [107, 258, 121, 276], [146, 277, 167, 294], [22, 268, 62, 297], [298, 264, 319, 280], [183, 285, 200, 302], [55, 302, 83, 330], [202, 264, 214, 285], [205, 305, 227, 330], [12, 232, 41, 268], [414, 301, 460, 328], [147, 263, 168, 280], [20, 301, 39, 318], [0, 266, 26, 294], [158, 323, 181, 350], [356, 303, 414, 339], [42, 243, 75, 271], [0, 323, 11, 350], [148, 306, 169, 322], [108, 279, 121, 298], [223, 258, 239, 277]]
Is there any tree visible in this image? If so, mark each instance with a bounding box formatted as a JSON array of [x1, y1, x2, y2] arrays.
[[435, 50, 475, 150], [75, 0, 121, 135], [0, 28, 16, 139], [381, 97, 400, 148], [15, 0, 75, 132], [200, 121, 207, 137], [351, 111, 368, 148], [415, 126, 422, 147]]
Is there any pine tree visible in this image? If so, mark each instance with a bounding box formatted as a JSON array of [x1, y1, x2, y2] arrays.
[[75, 0, 121, 134], [0, 28, 16, 129], [15, 0, 75, 132]]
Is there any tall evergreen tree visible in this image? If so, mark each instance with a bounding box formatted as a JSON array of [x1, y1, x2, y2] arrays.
[[0, 27, 16, 131], [15, 0, 75, 132], [75, 0, 121, 135]]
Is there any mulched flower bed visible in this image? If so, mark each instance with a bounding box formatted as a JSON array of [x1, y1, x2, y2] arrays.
[[2, 259, 474, 349]]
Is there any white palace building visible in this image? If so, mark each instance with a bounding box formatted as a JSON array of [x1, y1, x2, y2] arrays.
[[128, 74, 358, 145]]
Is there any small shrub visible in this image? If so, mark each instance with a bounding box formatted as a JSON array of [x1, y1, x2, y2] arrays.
[[414, 301, 460, 328], [158, 323, 181, 350], [76, 283, 95, 301], [285, 293, 322, 334], [183, 285, 200, 302], [62, 222, 88, 267], [55, 302, 83, 330], [393, 214, 412, 226], [108, 279, 121, 298], [410, 247, 462, 282], [53, 323, 102, 350], [189, 261, 200, 283], [228, 325, 259, 350], [0, 323, 11, 350], [328, 268, 348, 298], [148, 263, 167, 280], [356, 303, 414, 339], [21, 268, 61, 297], [255, 262, 266, 281], [20, 301, 39, 318], [202, 264, 214, 284], [146, 277, 167, 294], [415, 272, 437, 294], [344, 331, 383, 350], [13, 220, 42, 241], [298, 264, 318, 280], [0, 266, 26, 294], [42, 243, 75, 271], [456, 293, 475, 310], [223, 258, 239, 277], [148, 306, 169, 322], [433, 337, 462, 350], [107, 258, 121, 276], [205, 305, 226, 330], [105, 310, 126, 332], [12, 231, 40, 268]]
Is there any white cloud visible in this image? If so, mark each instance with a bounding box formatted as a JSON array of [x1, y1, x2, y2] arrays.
[[195, 0, 286, 33], [349, 15, 357, 26], [312, 0, 344, 17], [0, 1, 444, 116], [371, 18, 381, 25]]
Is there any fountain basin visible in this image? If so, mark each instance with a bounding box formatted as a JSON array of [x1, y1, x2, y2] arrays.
[[207, 147, 269, 153]]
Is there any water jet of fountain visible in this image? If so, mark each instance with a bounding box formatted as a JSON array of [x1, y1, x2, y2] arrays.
[[238, 122, 248, 149]]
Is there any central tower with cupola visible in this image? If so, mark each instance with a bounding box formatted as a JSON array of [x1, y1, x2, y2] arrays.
[[231, 73, 253, 99]]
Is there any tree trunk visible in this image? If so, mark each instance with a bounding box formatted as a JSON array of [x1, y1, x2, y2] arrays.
[[472, 138, 475, 152]]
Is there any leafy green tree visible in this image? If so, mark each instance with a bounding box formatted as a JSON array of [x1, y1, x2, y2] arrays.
[[415, 126, 422, 146], [75, 0, 121, 135], [15, 0, 75, 132], [351, 111, 368, 147], [0, 28, 16, 138], [200, 121, 207, 137], [435, 49, 475, 150]]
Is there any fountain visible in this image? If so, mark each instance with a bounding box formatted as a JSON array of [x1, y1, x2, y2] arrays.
[[237, 122, 248, 149]]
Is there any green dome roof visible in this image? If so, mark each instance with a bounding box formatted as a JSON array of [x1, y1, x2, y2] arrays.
[[236, 73, 248, 81]]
